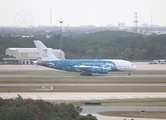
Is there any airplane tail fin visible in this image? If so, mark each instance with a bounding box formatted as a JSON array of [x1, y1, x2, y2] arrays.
[[34, 40, 59, 61]]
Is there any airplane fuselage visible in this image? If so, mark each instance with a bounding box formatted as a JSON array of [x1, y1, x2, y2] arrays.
[[38, 59, 136, 74]]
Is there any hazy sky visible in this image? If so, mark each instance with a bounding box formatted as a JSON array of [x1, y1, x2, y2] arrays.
[[0, 0, 166, 27]]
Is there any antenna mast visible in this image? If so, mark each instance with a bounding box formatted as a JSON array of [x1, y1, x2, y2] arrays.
[[134, 12, 139, 33]]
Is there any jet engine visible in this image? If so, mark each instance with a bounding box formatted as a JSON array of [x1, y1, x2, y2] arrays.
[[90, 68, 108, 74]]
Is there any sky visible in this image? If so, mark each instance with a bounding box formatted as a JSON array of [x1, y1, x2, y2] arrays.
[[0, 0, 166, 27]]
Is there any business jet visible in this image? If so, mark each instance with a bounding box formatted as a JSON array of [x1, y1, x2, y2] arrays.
[[34, 40, 136, 76]]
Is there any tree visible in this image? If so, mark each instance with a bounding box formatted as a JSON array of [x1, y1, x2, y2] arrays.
[[1, 31, 166, 61], [75, 114, 97, 120], [0, 96, 96, 120]]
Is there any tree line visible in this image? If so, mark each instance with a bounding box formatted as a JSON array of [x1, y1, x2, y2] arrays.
[[0, 95, 97, 120], [0, 30, 166, 61]]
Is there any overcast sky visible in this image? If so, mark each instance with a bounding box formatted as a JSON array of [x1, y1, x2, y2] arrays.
[[0, 0, 166, 27]]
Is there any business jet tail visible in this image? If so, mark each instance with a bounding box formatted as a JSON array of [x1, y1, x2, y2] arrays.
[[34, 40, 59, 61]]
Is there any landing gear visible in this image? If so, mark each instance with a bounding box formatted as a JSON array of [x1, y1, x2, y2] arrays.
[[80, 71, 92, 76], [128, 71, 131, 76]]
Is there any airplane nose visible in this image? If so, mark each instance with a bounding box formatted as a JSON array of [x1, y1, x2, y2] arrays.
[[133, 65, 137, 70], [130, 64, 136, 71]]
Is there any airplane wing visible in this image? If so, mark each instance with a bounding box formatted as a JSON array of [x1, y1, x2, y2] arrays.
[[74, 65, 108, 75], [74, 65, 100, 72], [74, 65, 92, 71]]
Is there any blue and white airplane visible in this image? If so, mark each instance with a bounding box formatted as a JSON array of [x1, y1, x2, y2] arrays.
[[34, 40, 136, 75]]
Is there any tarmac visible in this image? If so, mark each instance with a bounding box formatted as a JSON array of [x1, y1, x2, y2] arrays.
[[0, 92, 166, 101], [0, 62, 166, 71]]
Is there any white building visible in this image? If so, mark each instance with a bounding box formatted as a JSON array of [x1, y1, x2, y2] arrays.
[[118, 23, 125, 30], [3, 48, 65, 64]]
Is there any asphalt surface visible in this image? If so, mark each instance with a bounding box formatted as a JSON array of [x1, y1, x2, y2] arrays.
[[1, 83, 166, 87], [0, 62, 166, 71], [81, 106, 166, 120], [81, 113, 165, 120], [1, 92, 166, 100], [0, 74, 166, 78], [81, 106, 166, 114]]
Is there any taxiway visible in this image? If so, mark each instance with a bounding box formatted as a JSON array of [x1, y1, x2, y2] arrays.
[[0, 92, 166, 101], [0, 83, 166, 87]]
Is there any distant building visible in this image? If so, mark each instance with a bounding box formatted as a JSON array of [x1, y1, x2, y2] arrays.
[[3, 48, 65, 64], [141, 23, 150, 27], [118, 23, 125, 30], [80, 25, 96, 28]]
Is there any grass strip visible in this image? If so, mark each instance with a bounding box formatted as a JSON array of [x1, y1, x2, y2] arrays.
[[72, 98, 166, 106], [98, 111, 166, 119]]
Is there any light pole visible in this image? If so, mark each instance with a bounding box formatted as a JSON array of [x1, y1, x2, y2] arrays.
[[59, 21, 63, 59]]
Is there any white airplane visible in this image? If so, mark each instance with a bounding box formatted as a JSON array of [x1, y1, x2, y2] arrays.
[[34, 40, 136, 75], [32, 61, 38, 65]]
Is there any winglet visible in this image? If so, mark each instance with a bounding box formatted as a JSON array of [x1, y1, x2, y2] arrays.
[[34, 40, 59, 61]]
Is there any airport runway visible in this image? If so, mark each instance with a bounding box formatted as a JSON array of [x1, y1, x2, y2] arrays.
[[82, 106, 166, 114], [1, 92, 166, 101], [0, 62, 166, 71], [81, 106, 166, 120], [0, 74, 166, 78], [82, 113, 165, 120], [1, 83, 166, 87]]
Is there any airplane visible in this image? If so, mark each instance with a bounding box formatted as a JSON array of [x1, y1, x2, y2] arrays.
[[32, 61, 38, 65], [34, 40, 136, 76]]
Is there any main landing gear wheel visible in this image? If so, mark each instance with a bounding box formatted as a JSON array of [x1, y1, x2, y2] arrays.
[[80, 72, 92, 76]]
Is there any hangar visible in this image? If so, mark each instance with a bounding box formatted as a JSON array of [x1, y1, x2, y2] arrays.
[[3, 48, 65, 64]]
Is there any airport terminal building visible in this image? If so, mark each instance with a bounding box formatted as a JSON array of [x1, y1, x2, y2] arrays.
[[3, 48, 65, 64]]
